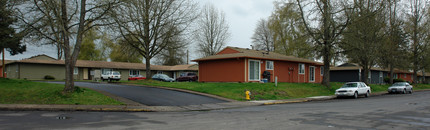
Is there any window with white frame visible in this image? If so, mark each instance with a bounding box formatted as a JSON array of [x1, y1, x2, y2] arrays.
[[394, 74, 398, 79], [321, 66, 324, 75], [299, 63, 305, 74], [129, 70, 140, 76], [266, 61, 274, 70], [74, 67, 78, 75]]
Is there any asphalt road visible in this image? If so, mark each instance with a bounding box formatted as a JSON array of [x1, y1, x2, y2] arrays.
[[1, 90, 430, 129], [46, 82, 226, 106]]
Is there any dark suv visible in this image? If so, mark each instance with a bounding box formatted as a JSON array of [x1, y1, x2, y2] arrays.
[[176, 72, 198, 82]]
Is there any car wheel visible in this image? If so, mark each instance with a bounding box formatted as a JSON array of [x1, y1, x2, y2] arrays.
[[402, 89, 406, 94], [409, 89, 413, 94], [365, 91, 369, 98], [353, 92, 358, 99]]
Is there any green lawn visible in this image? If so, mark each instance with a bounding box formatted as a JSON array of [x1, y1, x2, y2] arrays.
[[126, 80, 430, 101], [0, 78, 123, 105]]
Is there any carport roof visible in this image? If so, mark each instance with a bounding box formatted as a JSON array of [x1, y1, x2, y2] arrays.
[[5, 59, 197, 71]]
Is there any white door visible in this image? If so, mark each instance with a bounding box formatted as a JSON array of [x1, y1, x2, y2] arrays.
[[309, 66, 315, 82]]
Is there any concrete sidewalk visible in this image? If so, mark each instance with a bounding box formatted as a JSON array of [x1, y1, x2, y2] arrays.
[[0, 95, 335, 112]]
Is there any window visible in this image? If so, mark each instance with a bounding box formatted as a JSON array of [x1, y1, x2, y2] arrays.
[[309, 66, 315, 82], [129, 70, 140, 76], [74, 67, 78, 75], [368, 71, 371, 78], [394, 74, 398, 79], [249, 60, 260, 81], [404, 74, 407, 78], [299, 63, 305, 74], [102, 68, 113, 75], [321, 66, 324, 75], [157, 71, 163, 74], [266, 61, 274, 70], [379, 72, 383, 83]]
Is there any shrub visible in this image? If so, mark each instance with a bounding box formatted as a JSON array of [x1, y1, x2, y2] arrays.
[[44, 75, 55, 80], [384, 77, 405, 83]]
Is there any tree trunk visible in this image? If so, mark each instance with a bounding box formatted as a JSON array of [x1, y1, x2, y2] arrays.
[[145, 58, 151, 80], [320, 0, 331, 88], [362, 67, 369, 85], [422, 70, 426, 83], [389, 65, 394, 84]]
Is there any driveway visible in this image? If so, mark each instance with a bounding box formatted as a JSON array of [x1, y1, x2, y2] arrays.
[[46, 82, 227, 106]]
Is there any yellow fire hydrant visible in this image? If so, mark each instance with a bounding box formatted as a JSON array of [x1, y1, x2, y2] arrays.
[[245, 90, 251, 100]]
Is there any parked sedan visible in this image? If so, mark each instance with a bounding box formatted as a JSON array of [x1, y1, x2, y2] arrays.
[[335, 82, 371, 99], [388, 82, 413, 94], [128, 75, 146, 81], [152, 74, 175, 82], [176, 72, 198, 82]]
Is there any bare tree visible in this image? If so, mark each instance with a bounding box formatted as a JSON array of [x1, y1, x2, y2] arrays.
[[404, 0, 428, 84], [251, 19, 274, 52], [296, 0, 351, 87], [194, 3, 230, 57], [269, 1, 313, 59], [17, 0, 118, 93], [110, 0, 198, 79]]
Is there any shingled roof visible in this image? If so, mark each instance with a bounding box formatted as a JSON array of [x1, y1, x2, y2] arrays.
[[193, 47, 323, 65]]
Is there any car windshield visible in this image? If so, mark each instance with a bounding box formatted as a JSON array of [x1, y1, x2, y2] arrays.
[[341, 83, 358, 88], [393, 82, 406, 86], [112, 72, 120, 75]]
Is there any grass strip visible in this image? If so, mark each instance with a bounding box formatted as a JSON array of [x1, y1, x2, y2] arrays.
[[0, 78, 123, 105]]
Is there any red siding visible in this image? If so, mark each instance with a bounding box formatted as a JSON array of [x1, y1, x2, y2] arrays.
[[216, 48, 240, 55], [198, 57, 323, 83], [199, 58, 245, 82], [398, 73, 413, 83]]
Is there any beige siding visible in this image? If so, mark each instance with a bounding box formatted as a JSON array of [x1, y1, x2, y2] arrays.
[[20, 63, 65, 80]]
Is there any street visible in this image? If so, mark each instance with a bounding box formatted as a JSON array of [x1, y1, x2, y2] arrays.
[[1, 90, 429, 129]]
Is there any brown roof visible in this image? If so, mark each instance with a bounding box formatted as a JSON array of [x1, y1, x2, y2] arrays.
[[418, 72, 430, 77], [6, 59, 197, 71], [0, 60, 14, 66], [193, 47, 323, 65]]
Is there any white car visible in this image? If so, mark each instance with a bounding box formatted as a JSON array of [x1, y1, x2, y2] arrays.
[[388, 82, 413, 94], [335, 82, 371, 99], [101, 71, 121, 81]]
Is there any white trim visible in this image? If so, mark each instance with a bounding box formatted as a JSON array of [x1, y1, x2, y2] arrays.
[[299, 63, 305, 74], [248, 59, 261, 81], [266, 60, 274, 70], [309, 66, 315, 82]]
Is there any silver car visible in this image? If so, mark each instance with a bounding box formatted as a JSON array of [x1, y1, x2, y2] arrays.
[[388, 82, 413, 94]]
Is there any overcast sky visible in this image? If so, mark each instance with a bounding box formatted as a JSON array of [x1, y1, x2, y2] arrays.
[[3, 0, 275, 62]]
